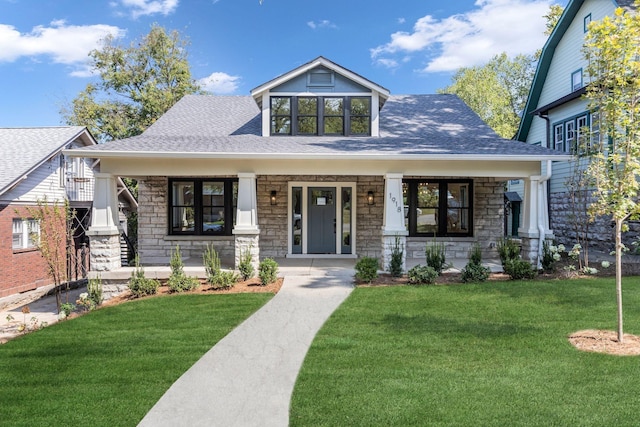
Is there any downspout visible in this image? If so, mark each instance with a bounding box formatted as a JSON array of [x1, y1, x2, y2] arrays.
[[537, 160, 552, 269], [534, 112, 552, 269]]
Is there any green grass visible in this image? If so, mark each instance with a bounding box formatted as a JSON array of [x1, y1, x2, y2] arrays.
[[291, 278, 640, 426], [0, 293, 271, 426]]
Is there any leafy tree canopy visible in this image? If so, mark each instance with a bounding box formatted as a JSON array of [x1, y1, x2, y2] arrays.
[[583, 1, 640, 342], [62, 24, 200, 142]]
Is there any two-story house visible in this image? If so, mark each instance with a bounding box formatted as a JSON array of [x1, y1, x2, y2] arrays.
[[0, 127, 136, 298], [513, 0, 637, 251], [66, 57, 568, 272]]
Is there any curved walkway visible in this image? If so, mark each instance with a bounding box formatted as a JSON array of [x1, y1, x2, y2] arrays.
[[138, 259, 354, 427]]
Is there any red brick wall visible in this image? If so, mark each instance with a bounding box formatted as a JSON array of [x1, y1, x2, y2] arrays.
[[0, 204, 62, 298]]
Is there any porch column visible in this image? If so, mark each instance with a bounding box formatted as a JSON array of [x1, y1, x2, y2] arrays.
[[86, 173, 121, 271], [518, 175, 552, 265], [381, 173, 408, 273], [233, 173, 260, 271]]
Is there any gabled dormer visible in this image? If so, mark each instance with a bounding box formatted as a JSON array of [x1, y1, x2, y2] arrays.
[[250, 57, 390, 137]]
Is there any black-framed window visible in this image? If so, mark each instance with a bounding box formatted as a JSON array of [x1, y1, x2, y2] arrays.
[[403, 179, 473, 237], [169, 178, 238, 235], [270, 96, 371, 136]]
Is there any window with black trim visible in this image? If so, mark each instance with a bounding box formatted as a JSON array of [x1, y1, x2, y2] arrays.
[[169, 178, 238, 235], [402, 180, 473, 237], [584, 14, 592, 32], [571, 69, 583, 91], [270, 96, 371, 136]]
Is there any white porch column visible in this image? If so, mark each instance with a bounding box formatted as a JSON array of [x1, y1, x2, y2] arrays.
[[86, 173, 121, 271], [518, 175, 553, 265], [233, 173, 260, 270], [381, 173, 408, 273]]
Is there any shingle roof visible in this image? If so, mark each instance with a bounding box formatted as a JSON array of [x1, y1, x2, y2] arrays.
[[75, 94, 566, 159], [0, 126, 86, 196]]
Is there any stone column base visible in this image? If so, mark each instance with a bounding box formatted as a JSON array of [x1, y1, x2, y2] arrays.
[[381, 232, 408, 274], [87, 228, 121, 271], [234, 233, 260, 272]]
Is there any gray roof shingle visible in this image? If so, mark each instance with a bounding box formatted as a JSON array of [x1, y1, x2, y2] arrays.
[[0, 126, 86, 196], [76, 94, 566, 159]]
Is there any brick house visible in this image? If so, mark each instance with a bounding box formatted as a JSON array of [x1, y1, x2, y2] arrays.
[[0, 127, 136, 298], [66, 57, 569, 272]]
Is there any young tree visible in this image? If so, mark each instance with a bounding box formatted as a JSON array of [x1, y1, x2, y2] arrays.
[[24, 199, 74, 313], [62, 24, 200, 142], [583, 3, 640, 343]]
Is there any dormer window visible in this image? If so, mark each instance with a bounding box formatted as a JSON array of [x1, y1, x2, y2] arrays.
[[270, 96, 371, 136]]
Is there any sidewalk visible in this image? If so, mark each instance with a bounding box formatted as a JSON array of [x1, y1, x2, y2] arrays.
[[138, 260, 355, 427]]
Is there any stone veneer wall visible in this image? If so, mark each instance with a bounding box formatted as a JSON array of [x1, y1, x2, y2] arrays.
[[405, 177, 503, 262], [549, 190, 640, 252], [137, 177, 234, 265], [137, 175, 504, 265]]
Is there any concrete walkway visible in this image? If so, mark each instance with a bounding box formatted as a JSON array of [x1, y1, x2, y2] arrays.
[[138, 259, 355, 427]]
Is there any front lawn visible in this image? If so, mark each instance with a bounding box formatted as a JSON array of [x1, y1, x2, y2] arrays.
[[291, 278, 640, 426], [0, 293, 272, 426]]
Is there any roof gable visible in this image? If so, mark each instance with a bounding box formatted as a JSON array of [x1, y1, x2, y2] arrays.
[[250, 56, 390, 104], [0, 126, 90, 196], [516, 0, 635, 141]]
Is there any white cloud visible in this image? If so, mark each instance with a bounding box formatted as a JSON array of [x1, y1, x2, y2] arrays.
[[307, 20, 337, 30], [397, 17, 406, 24], [371, 0, 554, 72], [116, 0, 179, 19], [0, 21, 125, 74], [198, 72, 240, 94]]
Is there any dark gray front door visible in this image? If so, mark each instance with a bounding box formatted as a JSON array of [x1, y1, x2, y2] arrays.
[[308, 187, 336, 254]]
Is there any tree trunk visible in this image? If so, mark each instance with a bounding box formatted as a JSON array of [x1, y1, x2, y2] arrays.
[[615, 218, 624, 343]]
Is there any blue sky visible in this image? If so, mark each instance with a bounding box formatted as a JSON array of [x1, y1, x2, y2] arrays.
[[0, 0, 566, 127]]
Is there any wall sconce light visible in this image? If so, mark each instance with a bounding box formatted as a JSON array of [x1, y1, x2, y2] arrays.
[[367, 190, 375, 206], [270, 190, 277, 205]]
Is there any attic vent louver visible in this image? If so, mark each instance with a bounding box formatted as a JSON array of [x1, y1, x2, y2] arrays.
[[308, 70, 334, 87]]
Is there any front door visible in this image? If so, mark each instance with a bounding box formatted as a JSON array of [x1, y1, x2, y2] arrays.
[[307, 187, 336, 254]]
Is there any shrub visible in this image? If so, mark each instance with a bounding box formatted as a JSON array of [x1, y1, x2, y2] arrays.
[[258, 258, 279, 285], [497, 237, 520, 265], [503, 259, 536, 280], [238, 247, 255, 281], [59, 302, 75, 317], [203, 243, 221, 281], [211, 271, 240, 290], [355, 257, 379, 283], [425, 240, 447, 274], [128, 257, 160, 297], [461, 263, 491, 283], [407, 264, 438, 285], [168, 245, 200, 293], [87, 276, 103, 307], [541, 241, 564, 271], [388, 236, 404, 277], [461, 243, 490, 283]]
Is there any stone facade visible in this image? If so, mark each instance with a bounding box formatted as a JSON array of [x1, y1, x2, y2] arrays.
[[404, 177, 503, 262], [136, 175, 504, 267], [87, 233, 121, 271], [549, 190, 640, 253]]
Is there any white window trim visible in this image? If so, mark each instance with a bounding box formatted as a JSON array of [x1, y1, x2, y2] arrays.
[[12, 218, 40, 250], [287, 181, 357, 257], [554, 124, 564, 152]]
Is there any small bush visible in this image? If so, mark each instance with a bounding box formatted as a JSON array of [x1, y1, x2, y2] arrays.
[[388, 236, 404, 277], [469, 243, 483, 266], [355, 257, 379, 283], [238, 247, 255, 281], [203, 244, 221, 281], [211, 271, 239, 290], [59, 302, 75, 317], [407, 265, 438, 285], [541, 241, 563, 271], [128, 257, 160, 297], [87, 276, 103, 307], [258, 258, 279, 285], [503, 259, 536, 280], [168, 245, 200, 293], [425, 240, 447, 274], [497, 238, 520, 265], [461, 263, 491, 283]]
